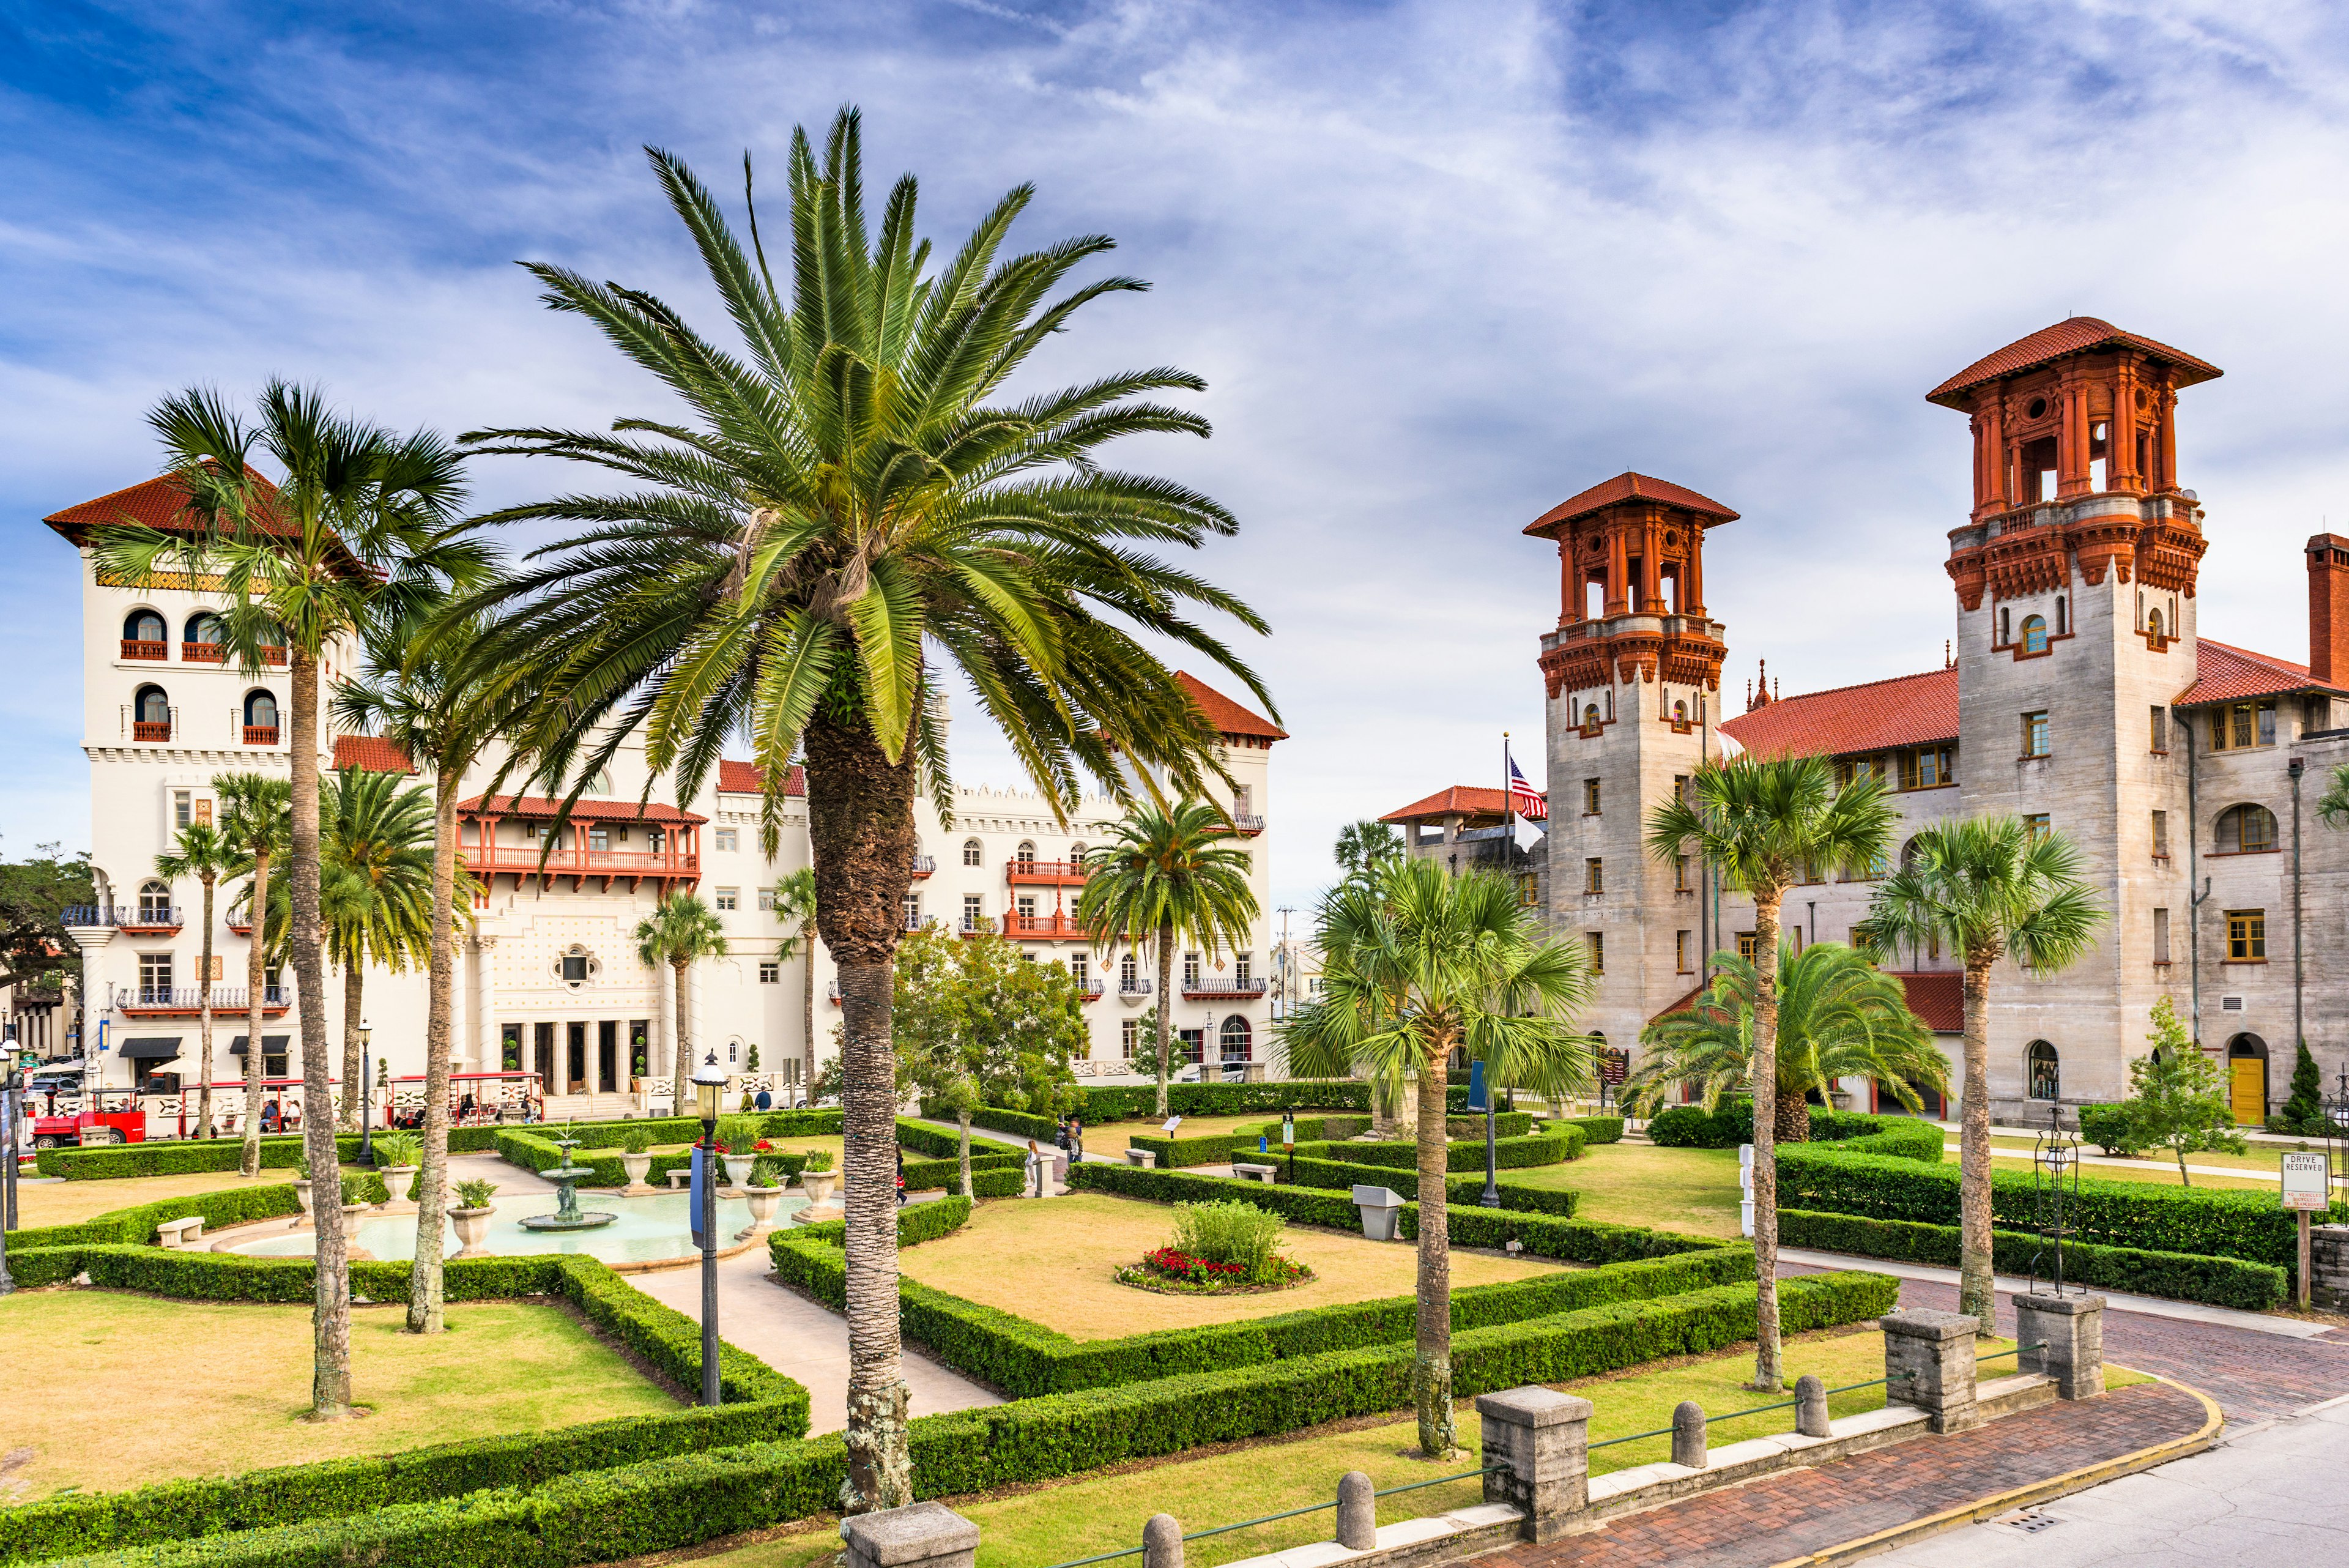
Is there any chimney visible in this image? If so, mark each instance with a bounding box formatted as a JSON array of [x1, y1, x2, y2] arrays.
[[2309, 534, 2349, 685]]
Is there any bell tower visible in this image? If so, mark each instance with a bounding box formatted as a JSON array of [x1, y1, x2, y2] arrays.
[[1529, 472, 1735, 1055]]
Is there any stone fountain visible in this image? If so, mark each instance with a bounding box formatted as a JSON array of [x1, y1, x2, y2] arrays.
[[518, 1124, 618, 1232]]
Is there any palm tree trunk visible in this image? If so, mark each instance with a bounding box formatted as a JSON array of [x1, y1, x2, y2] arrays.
[[957, 1104, 973, 1199], [1154, 923, 1175, 1118], [339, 965, 363, 1132], [674, 959, 693, 1098], [801, 921, 817, 1107], [1775, 1090, 1811, 1143], [196, 874, 216, 1140], [290, 646, 352, 1418], [1747, 896, 1783, 1393], [408, 770, 461, 1333], [1957, 959, 1995, 1332], [1413, 1047, 1455, 1457], [240, 850, 270, 1179]]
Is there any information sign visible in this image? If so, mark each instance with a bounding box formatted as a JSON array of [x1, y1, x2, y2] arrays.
[[2282, 1151, 2331, 1211]]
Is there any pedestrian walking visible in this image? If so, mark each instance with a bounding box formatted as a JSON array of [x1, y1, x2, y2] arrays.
[[1069, 1113, 1085, 1165], [895, 1146, 906, 1206], [1026, 1139, 1048, 1198]]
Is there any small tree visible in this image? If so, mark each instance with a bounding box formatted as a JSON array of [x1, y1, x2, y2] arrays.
[[2123, 998, 2249, 1186], [2282, 1039, 2323, 1131], [1333, 820, 1403, 882]]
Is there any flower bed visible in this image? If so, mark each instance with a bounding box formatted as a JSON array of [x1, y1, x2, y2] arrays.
[[1116, 1245, 1316, 1294]]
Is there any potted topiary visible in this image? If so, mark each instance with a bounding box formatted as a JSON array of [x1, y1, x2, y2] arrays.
[[737, 1156, 787, 1236], [716, 1115, 763, 1187], [797, 1147, 837, 1206], [620, 1127, 655, 1191], [371, 1131, 421, 1211], [450, 1177, 500, 1257]]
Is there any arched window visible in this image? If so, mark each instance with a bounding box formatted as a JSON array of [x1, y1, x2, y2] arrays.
[[132, 684, 170, 739], [243, 689, 278, 729], [1119, 951, 1138, 990], [2026, 1040, 2060, 1101], [1015, 841, 1036, 867], [1672, 699, 1688, 724], [138, 879, 173, 921], [962, 838, 982, 867], [2147, 608, 2165, 641], [2021, 614, 2048, 655], [581, 768, 612, 795], [1070, 842, 1086, 860], [1582, 703, 1600, 729], [2216, 803, 2278, 854], [122, 609, 166, 650], [1219, 1014, 1253, 1062], [184, 612, 224, 646]]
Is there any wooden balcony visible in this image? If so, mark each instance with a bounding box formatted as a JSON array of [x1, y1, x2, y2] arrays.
[[1006, 858, 1089, 887], [243, 726, 279, 746], [1000, 913, 1087, 940], [464, 841, 700, 893], [132, 720, 172, 743], [121, 639, 166, 661], [183, 642, 226, 664]]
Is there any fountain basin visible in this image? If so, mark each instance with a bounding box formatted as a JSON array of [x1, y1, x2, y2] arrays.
[[225, 1189, 804, 1267]]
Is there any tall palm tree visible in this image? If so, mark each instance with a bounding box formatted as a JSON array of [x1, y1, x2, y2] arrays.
[[637, 891, 728, 1109], [313, 771, 437, 1131], [1857, 818, 2101, 1332], [1333, 820, 1403, 882], [92, 384, 486, 1420], [1076, 802, 1259, 1115], [1628, 940, 1948, 1140], [772, 866, 821, 1105], [334, 612, 507, 1334], [437, 113, 1268, 1507], [155, 821, 236, 1140], [214, 773, 289, 1179], [1282, 858, 1595, 1457], [1646, 754, 1894, 1391]]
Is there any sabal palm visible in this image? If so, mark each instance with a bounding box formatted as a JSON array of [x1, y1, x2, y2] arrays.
[[155, 822, 237, 1139], [2318, 763, 2349, 830], [1333, 820, 1403, 881], [93, 383, 485, 1419], [1857, 817, 2101, 1331], [443, 110, 1267, 1506], [1646, 754, 1894, 1391], [1630, 941, 1948, 1141], [1075, 801, 1259, 1116], [1282, 858, 1595, 1457], [213, 773, 289, 1180], [637, 891, 728, 1109], [335, 608, 509, 1334], [771, 866, 821, 1106]]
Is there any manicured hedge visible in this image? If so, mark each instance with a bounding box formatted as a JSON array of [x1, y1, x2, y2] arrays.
[[1776, 1208, 2290, 1312], [495, 1118, 1023, 1192], [36, 1136, 364, 1181], [16, 1183, 306, 1249], [1559, 1115, 1624, 1145], [1647, 1104, 1945, 1162], [1278, 1152, 1579, 1217], [1278, 1129, 1580, 1173]]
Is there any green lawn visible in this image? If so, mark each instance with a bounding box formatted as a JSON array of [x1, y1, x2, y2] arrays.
[[1508, 1141, 1743, 1238], [1962, 1138, 2287, 1190]]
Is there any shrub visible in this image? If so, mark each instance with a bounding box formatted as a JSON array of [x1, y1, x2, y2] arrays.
[[1559, 1115, 1624, 1145], [35, 1135, 362, 1181], [621, 1128, 655, 1156], [2078, 1104, 2136, 1154], [714, 1115, 764, 1155], [798, 1148, 834, 1174], [1280, 1152, 1579, 1217], [453, 1178, 497, 1210], [748, 1157, 786, 1188], [1170, 1200, 1289, 1280], [370, 1131, 421, 1167], [1278, 1130, 1579, 1173]]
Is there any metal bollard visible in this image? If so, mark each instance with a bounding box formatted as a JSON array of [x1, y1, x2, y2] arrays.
[[1794, 1374, 1830, 1438], [1143, 1513, 1183, 1568], [1336, 1470, 1375, 1551], [1671, 1399, 1705, 1468]]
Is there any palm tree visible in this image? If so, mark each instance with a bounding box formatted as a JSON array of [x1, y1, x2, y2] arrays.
[[334, 612, 506, 1334], [214, 773, 289, 1179], [637, 891, 728, 1109], [1333, 820, 1403, 882], [92, 384, 486, 1420], [1856, 818, 2101, 1332], [155, 822, 237, 1140], [1646, 754, 1894, 1391], [314, 771, 436, 1131], [1282, 858, 1595, 1457], [1628, 940, 1948, 1140], [1076, 802, 1259, 1116], [772, 866, 821, 1105], [2318, 763, 2349, 831], [437, 112, 1268, 1508]]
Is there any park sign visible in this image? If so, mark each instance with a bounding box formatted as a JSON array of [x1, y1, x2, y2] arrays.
[[2281, 1151, 2330, 1211]]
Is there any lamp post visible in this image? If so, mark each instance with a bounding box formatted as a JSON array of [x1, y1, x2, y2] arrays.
[[0, 1023, 18, 1297], [357, 1020, 374, 1165], [692, 1044, 729, 1406]]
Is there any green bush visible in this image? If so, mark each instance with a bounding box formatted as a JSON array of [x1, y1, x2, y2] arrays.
[[35, 1135, 360, 1181], [1279, 1152, 1579, 1217], [369, 1131, 421, 1168], [621, 1128, 655, 1156], [1169, 1200, 1290, 1277], [2078, 1104, 2135, 1153], [796, 1148, 834, 1174], [1559, 1115, 1624, 1145], [16, 1184, 305, 1250], [1280, 1130, 1579, 1173], [1778, 1208, 2288, 1311], [453, 1178, 497, 1210]]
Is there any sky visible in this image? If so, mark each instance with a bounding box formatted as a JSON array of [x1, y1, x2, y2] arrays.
[[9, 0, 2349, 916]]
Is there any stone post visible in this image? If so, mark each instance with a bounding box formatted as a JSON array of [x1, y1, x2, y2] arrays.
[[2309, 1225, 2349, 1310], [1881, 1309, 1981, 1433], [1794, 1373, 1830, 1438], [1142, 1513, 1183, 1568], [1475, 1384, 1591, 1543], [2014, 1293, 2106, 1400], [839, 1502, 978, 1568], [1669, 1400, 1705, 1467], [1336, 1471, 1375, 1550]]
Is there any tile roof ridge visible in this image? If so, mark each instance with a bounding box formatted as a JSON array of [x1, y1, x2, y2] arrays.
[[1723, 663, 1953, 712]]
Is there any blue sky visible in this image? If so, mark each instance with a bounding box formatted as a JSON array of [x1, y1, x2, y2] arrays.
[[8, 0, 2349, 913]]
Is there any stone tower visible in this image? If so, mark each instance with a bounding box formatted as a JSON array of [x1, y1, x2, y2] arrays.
[[1932, 318, 2221, 1113], [1529, 473, 1735, 1059]]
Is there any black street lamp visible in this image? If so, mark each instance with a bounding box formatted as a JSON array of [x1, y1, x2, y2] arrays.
[[357, 1019, 374, 1165], [692, 1044, 730, 1406], [0, 1022, 20, 1298]]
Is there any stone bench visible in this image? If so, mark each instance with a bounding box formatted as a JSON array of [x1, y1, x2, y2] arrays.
[[666, 1170, 692, 1189], [155, 1216, 204, 1248], [1125, 1149, 1156, 1168], [1230, 1162, 1278, 1184]]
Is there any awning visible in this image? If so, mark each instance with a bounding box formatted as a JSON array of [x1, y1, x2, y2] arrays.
[[228, 1035, 291, 1055], [119, 1037, 182, 1061]]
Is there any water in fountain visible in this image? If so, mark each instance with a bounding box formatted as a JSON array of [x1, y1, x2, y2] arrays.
[[519, 1123, 620, 1232]]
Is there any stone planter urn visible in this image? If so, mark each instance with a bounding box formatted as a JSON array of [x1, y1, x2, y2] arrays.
[[722, 1153, 758, 1188], [340, 1200, 369, 1221], [800, 1169, 837, 1206], [736, 1183, 785, 1239], [292, 1178, 314, 1223], [450, 1205, 497, 1258], [379, 1166, 420, 1211], [621, 1152, 653, 1191]]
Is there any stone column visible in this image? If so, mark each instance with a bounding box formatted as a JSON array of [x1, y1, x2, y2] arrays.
[[1882, 1309, 1981, 1433], [839, 1501, 978, 1568], [1475, 1384, 1592, 1543], [2015, 1293, 2106, 1399], [655, 955, 675, 1087], [471, 934, 495, 1074], [1605, 525, 1628, 615], [66, 925, 114, 1089]]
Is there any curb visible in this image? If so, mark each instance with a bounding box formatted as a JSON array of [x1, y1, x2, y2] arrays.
[[1765, 1374, 2224, 1568]]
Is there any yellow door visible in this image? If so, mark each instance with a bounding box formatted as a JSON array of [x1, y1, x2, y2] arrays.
[[2230, 1058, 2266, 1125]]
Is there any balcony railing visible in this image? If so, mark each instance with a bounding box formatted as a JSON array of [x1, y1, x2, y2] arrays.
[[1118, 977, 1154, 996], [466, 843, 701, 882], [121, 639, 166, 661], [228, 917, 253, 935], [1181, 976, 1269, 998], [63, 905, 184, 932], [183, 642, 227, 664], [132, 719, 173, 743], [1077, 978, 1106, 998], [243, 726, 279, 746], [119, 986, 289, 1015], [1002, 913, 1086, 940], [910, 855, 937, 878], [1006, 858, 1089, 886], [1228, 815, 1266, 836]]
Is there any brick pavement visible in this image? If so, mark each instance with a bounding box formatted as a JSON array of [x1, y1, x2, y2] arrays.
[[1468, 1380, 2206, 1568]]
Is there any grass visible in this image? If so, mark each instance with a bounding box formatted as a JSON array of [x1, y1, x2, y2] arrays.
[[1978, 1133, 2317, 1179], [19, 1165, 376, 1230], [895, 1192, 1560, 1339], [1507, 1142, 1743, 1238], [0, 1292, 679, 1500], [1957, 1138, 2286, 1190], [678, 1329, 2153, 1568], [1074, 1112, 1278, 1162]]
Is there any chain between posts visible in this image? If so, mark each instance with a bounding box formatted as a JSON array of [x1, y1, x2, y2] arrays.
[[1037, 1463, 1507, 1568]]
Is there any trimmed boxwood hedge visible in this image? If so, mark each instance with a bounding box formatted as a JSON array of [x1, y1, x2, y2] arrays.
[[1648, 1103, 1923, 1151], [40, 1268, 1891, 1568], [1277, 1152, 1579, 1217], [37, 1137, 364, 1181], [16, 1183, 307, 1250], [495, 1117, 1025, 1193], [1558, 1115, 1624, 1145], [1278, 1129, 1580, 1173], [1777, 1208, 2289, 1312]]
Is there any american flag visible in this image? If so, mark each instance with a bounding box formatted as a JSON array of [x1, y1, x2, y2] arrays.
[[1507, 757, 1546, 820]]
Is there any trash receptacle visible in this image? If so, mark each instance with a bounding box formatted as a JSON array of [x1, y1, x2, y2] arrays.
[[1351, 1184, 1405, 1242]]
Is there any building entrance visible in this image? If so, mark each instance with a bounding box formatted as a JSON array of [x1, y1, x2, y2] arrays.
[[2227, 1035, 2268, 1126]]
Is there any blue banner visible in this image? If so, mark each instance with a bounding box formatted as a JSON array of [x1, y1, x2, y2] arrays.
[[1466, 1060, 1489, 1113], [689, 1143, 708, 1247]]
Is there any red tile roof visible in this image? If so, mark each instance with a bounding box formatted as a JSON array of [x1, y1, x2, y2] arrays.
[[45, 467, 370, 576], [2172, 639, 2332, 705], [332, 736, 415, 775], [1927, 318, 2222, 407], [455, 794, 707, 824], [1380, 785, 1510, 824], [1717, 667, 1958, 759], [1887, 971, 1962, 1032], [717, 760, 806, 796], [1178, 672, 1286, 741], [1524, 472, 1739, 538], [1647, 983, 1707, 1027]]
